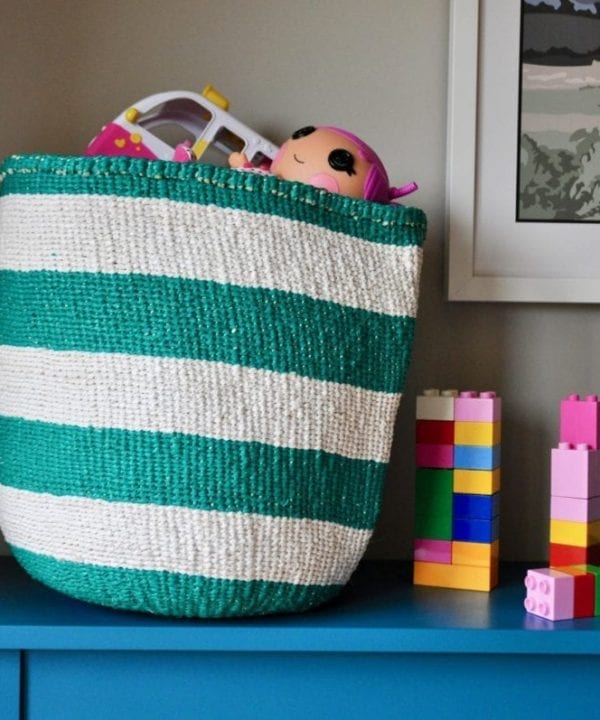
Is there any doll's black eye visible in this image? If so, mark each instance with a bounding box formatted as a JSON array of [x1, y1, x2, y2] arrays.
[[292, 126, 316, 139], [328, 149, 356, 176]]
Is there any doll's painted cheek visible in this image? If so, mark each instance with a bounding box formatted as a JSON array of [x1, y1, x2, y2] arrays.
[[308, 173, 339, 193]]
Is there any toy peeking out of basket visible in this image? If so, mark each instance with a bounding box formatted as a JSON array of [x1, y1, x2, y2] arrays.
[[85, 85, 417, 204], [230, 125, 418, 204], [85, 85, 280, 167]]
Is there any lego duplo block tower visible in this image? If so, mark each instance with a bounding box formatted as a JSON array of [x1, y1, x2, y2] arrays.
[[550, 394, 600, 567], [413, 389, 501, 591], [524, 394, 600, 622]]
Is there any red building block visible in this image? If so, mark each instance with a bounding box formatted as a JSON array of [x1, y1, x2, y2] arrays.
[[549, 542, 600, 567], [416, 420, 454, 445], [560, 394, 600, 450], [555, 566, 595, 618], [579, 565, 600, 615]]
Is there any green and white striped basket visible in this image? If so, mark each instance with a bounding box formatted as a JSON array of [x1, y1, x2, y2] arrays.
[[0, 154, 426, 617]]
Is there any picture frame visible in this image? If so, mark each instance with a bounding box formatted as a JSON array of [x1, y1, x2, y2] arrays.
[[446, 0, 600, 303]]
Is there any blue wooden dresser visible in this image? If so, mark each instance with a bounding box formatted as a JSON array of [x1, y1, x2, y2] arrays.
[[1, 557, 598, 719]]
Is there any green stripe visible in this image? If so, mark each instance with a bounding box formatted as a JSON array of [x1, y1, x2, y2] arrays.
[[0, 154, 427, 247], [0, 417, 385, 530], [10, 545, 340, 617], [0, 270, 415, 393]]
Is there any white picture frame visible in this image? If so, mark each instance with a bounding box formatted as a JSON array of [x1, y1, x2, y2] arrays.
[[446, 0, 600, 303]]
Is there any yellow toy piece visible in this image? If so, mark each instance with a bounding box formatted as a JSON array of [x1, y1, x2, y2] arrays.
[[413, 561, 498, 592], [125, 107, 140, 123], [453, 468, 500, 495], [201, 84, 230, 111], [452, 540, 499, 568], [454, 421, 501, 446], [191, 138, 210, 161], [550, 518, 600, 547]]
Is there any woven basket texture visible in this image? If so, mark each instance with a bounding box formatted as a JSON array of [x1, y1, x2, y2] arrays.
[[0, 154, 426, 617]]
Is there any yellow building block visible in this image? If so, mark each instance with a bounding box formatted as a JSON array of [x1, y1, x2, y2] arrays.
[[454, 421, 501, 446], [452, 540, 499, 568], [453, 468, 500, 495], [550, 518, 600, 547], [413, 561, 498, 591]]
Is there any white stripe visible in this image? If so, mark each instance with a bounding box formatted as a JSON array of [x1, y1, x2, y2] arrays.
[[0, 193, 421, 317], [0, 345, 398, 462], [0, 485, 370, 586]]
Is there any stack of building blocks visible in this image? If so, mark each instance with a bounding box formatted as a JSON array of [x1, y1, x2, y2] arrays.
[[413, 389, 501, 592], [524, 394, 600, 621], [550, 394, 600, 566]]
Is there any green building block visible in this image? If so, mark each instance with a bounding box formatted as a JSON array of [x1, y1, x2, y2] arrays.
[[415, 468, 453, 540]]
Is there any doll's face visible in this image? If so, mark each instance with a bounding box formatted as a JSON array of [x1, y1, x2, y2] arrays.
[[270, 126, 371, 199]]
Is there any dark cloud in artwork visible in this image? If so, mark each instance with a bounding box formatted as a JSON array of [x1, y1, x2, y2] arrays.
[[524, 0, 600, 14], [525, 0, 562, 9], [522, 0, 600, 65]]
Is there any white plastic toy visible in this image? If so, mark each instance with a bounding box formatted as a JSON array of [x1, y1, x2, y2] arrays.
[[85, 85, 279, 165]]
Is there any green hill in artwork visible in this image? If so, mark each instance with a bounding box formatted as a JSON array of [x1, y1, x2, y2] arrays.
[[519, 128, 600, 221]]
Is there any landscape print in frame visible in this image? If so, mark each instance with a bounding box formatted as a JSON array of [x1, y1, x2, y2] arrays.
[[519, 0, 600, 222]]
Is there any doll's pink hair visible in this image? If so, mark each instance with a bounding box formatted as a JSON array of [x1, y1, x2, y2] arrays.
[[322, 126, 417, 204]]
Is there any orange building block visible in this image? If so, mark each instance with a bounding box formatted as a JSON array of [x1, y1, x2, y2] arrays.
[[452, 540, 499, 568], [413, 561, 498, 592]]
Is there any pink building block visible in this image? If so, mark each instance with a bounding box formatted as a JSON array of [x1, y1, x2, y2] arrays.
[[560, 394, 600, 450], [550, 494, 600, 523], [551, 443, 600, 499], [416, 443, 454, 469], [524, 568, 574, 621], [454, 391, 501, 422], [414, 539, 452, 564]]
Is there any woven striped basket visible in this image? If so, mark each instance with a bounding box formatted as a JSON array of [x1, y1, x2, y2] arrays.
[[0, 154, 426, 617]]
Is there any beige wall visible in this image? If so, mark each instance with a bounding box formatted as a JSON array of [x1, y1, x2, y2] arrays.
[[1, 0, 597, 561]]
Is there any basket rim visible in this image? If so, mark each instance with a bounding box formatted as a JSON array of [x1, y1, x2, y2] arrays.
[[0, 153, 427, 244]]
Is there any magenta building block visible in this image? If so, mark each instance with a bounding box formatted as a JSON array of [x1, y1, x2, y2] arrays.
[[454, 391, 501, 422], [416, 443, 454, 469], [551, 443, 600, 499], [524, 568, 574, 621], [560, 394, 600, 450], [550, 494, 600, 523], [414, 539, 452, 564]]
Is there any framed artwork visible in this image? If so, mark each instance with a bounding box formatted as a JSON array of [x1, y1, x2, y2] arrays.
[[447, 0, 600, 303]]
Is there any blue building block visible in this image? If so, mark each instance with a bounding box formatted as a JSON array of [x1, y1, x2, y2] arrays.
[[453, 492, 500, 520], [453, 516, 499, 543], [454, 445, 501, 471]]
